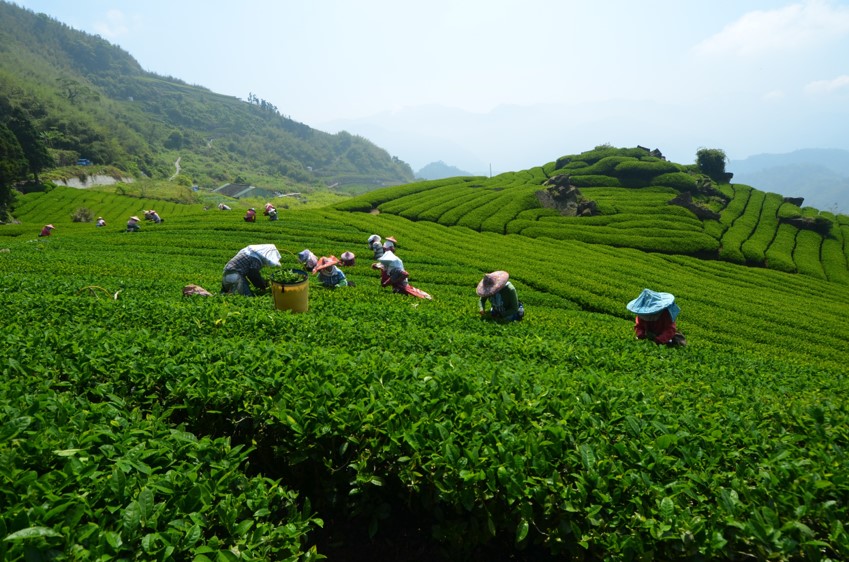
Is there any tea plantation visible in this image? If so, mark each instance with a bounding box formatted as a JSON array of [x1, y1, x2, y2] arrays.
[[2, 149, 849, 561]]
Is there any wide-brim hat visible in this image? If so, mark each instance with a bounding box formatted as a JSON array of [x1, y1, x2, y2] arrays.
[[297, 249, 312, 262], [130, 216, 140, 221], [340, 251, 356, 265], [386, 236, 397, 244], [477, 271, 509, 297], [314, 255, 339, 273], [244, 244, 282, 267], [626, 288, 680, 321], [378, 250, 403, 271], [45, 224, 55, 229]]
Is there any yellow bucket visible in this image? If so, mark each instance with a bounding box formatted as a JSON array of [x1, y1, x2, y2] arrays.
[[271, 270, 309, 313]]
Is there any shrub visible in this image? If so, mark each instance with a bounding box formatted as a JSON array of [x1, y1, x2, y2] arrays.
[[653, 172, 698, 191], [696, 148, 731, 182], [613, 159, 679, 181], [71, 206, 94, 222], [569, 175, 621, 187]]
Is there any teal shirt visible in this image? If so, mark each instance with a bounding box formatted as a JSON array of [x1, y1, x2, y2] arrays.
[[318, 266, 348, 287], [479, 281, 519, 317]]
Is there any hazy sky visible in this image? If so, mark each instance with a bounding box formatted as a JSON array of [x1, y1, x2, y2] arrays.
[[10, 0, 849, 173]]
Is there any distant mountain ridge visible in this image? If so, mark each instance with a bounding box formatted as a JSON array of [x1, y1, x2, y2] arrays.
[[415, 161, 473, 180], [729, 149, 849, 213]]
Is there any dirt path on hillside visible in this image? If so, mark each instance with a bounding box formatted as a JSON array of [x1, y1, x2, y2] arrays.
[[169, 156, 181, 180]]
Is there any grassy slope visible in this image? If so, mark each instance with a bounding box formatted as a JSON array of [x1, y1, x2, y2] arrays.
[[2, 188, 849, 560]]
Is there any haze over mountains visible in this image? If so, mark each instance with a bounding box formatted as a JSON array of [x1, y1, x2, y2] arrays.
[[3, 0, 848, 216], [729, 149, 849, 213]]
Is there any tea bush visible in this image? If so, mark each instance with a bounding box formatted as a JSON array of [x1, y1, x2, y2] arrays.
[[3, 156, 849, 560]]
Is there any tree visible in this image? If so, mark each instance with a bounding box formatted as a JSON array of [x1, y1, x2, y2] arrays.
[[696, 148, 733, 183], [0, 122, 27, 221], [0, 97, 53, 181]]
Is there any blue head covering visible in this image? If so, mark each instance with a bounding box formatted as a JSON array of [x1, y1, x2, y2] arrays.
[[626, 288, 680, 321]]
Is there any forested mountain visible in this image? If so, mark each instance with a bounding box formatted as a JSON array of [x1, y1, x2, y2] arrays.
[[0, 1, 413, 195]]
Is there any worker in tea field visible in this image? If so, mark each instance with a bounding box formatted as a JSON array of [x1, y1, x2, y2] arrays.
[[383, 236, 398, 253], [38, 224, 55, 237], [96, 217, 106, 227], [145, 209, 162, 223], [626, 288, 687, 346], [373, 251, 432, 299], [314, 255, 350, 288], [127, 216, 141, 232], [367, 234, 384, 259], [244, 208, 257, 222], [297, 249, 318, 272], [218, 203, 231, 211], [264, 202, 278, 221], [221, 244, 282, 296], [340, 251, 356, 266], [477, 270, 524, 321]]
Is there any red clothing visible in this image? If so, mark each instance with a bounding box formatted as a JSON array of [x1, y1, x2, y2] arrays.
[[380, 268, 408, 292], [244, 210, 256, 222], [634, 309, 677, 344], [39, 226, 52, 237]]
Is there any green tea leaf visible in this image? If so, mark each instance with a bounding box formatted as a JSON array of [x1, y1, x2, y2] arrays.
[[4, 526, 62, 541]]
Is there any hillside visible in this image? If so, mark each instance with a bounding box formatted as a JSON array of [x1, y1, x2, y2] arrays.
[[335, 145, 849, 284], [2, 144, 849, 560], [0, 1, 413, 195]]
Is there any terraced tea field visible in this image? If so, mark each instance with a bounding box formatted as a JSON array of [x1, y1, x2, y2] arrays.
[[2, 149, 848, 560]]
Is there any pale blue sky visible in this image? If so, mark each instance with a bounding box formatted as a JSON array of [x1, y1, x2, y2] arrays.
[[9, 0, 849, 172]]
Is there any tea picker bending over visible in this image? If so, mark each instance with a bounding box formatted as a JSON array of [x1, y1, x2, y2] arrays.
[[626, 288, 686, 346], [145, 209, 162, 223], [127, 216, 141, 232], [221, 244, 282, 296], [477, 270, 524, 321], [368, 234, 384, 260], [264, 202, 278, 221], [340, 251, 356, 266], [374, 251, 431, 299], [297, 249, 318, 272], [314, 255, 349, 288], [244, 208, 257, 222]]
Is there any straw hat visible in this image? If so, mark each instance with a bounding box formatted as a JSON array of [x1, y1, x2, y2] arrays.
[[385, 236, 397, 244], [626, 288, 680, 321], [314, 255, 339, 273], [340, 251, 356, 266], [129, 216, 140, 221], [45, 224, 55, 229], [477, 271, 509, 297]]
